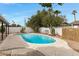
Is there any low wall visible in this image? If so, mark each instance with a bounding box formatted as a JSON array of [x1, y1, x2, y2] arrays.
[[62, 28, 79, 42], [54, 27, 62, 36], [9, 27, 22, 34], [9, 27, 33, 34], [39, 27, 51, 34]]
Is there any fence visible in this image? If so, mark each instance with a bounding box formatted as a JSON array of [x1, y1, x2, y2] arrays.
[[62, 27, 79, 42], [9, 27, 22, 34]]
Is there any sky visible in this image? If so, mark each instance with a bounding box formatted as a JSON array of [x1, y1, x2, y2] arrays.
[[0, 3, 79, 26]]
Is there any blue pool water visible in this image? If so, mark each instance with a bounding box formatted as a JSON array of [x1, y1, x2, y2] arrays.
[[18, 34, 56, 44]]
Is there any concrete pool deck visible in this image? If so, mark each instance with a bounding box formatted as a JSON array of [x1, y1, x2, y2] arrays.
[[0, 33, 79, 56]]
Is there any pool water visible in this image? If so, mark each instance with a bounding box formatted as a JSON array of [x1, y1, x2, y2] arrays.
[[18, 34, 56, 44]]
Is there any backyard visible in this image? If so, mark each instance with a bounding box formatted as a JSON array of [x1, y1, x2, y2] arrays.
[[0, 3, 79, 56]]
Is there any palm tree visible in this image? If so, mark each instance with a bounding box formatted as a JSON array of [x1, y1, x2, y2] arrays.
[[39, 3, 52, 8], [39, 3, 63, 15], [39, 3, 63, 28], [72, 10, 77, 21], [39, 3, 63, 8], [54, 10, 61, 16]]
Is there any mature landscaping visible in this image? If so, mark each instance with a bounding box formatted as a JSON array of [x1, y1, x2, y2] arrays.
[[0, 3, 79, 56], [26, 3, 66, 32]]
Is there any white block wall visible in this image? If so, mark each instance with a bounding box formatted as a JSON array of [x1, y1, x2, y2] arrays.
[[24, 27, 33, 33], [54, 27, 62, 36], [9, 27, 33, 34], [9, 27, 22, 34], [39, 27, 51, 34]]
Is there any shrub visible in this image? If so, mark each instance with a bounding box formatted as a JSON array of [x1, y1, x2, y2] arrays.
[[20, 27, 25, 33], [51, 28, 55, 35], [0, 26, 5, 33]]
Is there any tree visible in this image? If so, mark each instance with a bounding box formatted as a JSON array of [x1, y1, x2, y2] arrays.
[[17, 24, 21, 27], [54, 10, 61, 16], [57, 3, 63, 6], [42, 15, 53, 27], [39, 3, 63, 8], [53, 16, 64, 27], [11, 23, 17, 27], [26, 10, 46, 32], [72, 10, 77, 21], [39, 3, 63, 27], [11, 20, 17, 27], [26, 10, 64, 32], [39, 3, 63, 12], [39, 3, 63, 13], [39, 3, 52, 8], [40, 3, 52, 17]]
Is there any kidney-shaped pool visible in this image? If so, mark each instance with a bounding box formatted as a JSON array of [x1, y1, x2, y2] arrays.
[[18, 33, 56, 44]]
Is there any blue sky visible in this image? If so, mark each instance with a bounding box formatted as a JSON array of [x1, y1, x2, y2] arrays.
[[0, 3, 79, 26]]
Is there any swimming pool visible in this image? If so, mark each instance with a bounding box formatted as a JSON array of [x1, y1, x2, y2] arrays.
[[18, 34, 56, 44]]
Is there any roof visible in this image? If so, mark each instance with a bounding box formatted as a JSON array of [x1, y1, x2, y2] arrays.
[[0, 16, 9, 25], [71, 21, 79, 25]]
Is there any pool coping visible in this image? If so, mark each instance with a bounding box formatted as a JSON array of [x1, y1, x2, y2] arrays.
[[17, 33, 71, 49]]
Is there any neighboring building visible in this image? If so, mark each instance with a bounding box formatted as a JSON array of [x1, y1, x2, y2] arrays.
[[71, 20, 79, 28]]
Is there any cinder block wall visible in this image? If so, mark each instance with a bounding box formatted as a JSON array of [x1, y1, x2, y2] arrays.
[[62, 28, 79, 42]]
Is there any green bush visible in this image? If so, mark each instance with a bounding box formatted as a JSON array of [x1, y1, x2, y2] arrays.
[[51, 28, 55, 35], [0, 26, 5, 33], [20, 27, 25, 33]]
